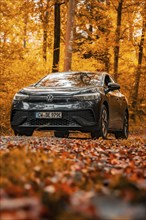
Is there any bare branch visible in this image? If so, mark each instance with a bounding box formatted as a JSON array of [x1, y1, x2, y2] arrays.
[[110, 0, 118, 11], [120, 27, 129, 39]]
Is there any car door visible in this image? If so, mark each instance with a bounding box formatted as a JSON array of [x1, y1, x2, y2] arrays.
[[104, 75, 123, 130]]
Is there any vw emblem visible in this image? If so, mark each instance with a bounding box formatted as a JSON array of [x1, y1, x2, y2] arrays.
[[47, 94, 54, 102]]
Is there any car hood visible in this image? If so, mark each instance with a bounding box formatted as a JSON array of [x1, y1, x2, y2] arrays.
[[20, 86, 101, 96]]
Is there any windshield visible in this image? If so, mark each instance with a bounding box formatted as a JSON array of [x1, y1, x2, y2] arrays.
[[36, 72, 103, 88]]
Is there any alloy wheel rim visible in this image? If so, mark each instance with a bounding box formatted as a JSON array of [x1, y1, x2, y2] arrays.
[[101, 109, 108, 137], [124, 114, 128, 138]]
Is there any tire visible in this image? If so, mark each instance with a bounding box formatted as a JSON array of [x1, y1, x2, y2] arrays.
[[91, 105, 108, 139], [115, 111, 129, 139], [14, 129, 33, 136], [91, 131, 100, 139], [54, 131, 69, 138]]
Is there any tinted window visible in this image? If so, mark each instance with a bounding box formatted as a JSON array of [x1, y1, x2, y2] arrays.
[[104, 75, 114, 87], [36, 72, 103, 88]]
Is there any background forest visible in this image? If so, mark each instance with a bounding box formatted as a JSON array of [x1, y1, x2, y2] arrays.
[[0, 0, 146, 135]]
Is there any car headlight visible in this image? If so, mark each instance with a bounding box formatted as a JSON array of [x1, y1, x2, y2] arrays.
[[73, 93, 101, 101], [13, 93, 29, 101]]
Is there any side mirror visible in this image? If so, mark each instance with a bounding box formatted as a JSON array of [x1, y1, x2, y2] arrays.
[[105, 82, 120, 93]]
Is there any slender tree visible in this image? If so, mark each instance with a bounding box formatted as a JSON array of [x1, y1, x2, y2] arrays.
[[23, 3, 28, 49], [52, 1, 61, 72], [38, 0, 50, 62], [63, 0, 75, 71], [43, 9, 49, 61], [20, 0, 37, 49], [131, 18, 145, 120], [113, 0, 123, 82]]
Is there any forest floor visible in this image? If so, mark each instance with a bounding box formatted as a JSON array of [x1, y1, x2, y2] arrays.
[[0, 129, 146, 220]]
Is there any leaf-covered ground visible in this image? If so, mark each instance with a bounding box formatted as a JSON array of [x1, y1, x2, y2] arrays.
[[0, 134, 146, 220]]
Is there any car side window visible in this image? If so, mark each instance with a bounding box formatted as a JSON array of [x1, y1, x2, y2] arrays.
[[104, 75, 112, 87]]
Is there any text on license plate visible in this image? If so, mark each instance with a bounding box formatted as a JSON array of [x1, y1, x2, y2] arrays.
[[36, 112, 62, 118]]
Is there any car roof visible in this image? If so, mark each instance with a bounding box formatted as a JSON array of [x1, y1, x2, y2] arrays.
[[48, 71, 109, 77]]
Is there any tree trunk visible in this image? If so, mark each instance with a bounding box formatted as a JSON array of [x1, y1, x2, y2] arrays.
[[63, 0, 75, 71], [23, 14, 28, 48], [104, 52, 110, 72], [23, 0, 28, 49], [131, 20, 145, 120], [104, 1, 110, 72], [52, 2, 61, 72], [43, 11, 49, 62], [113, 0, 123, 82]]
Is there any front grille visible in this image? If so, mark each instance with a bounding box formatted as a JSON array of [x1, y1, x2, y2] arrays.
[[30, 118, 75, 126]]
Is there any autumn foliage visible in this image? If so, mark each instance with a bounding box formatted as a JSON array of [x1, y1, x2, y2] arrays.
[[0, 135, 146, 220]]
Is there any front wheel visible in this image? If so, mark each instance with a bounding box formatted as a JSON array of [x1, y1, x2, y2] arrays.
[[115, 111, 129, 139], [14, 129, 33, 136], [91, 105, 108, 139], [54, 131, 69, 138]]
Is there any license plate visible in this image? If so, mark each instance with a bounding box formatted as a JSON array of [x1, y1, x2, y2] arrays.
[[36, 112, 62, 119]]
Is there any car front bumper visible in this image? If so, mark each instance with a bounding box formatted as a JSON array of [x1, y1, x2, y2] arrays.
[[11, 100, 102, 133]]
